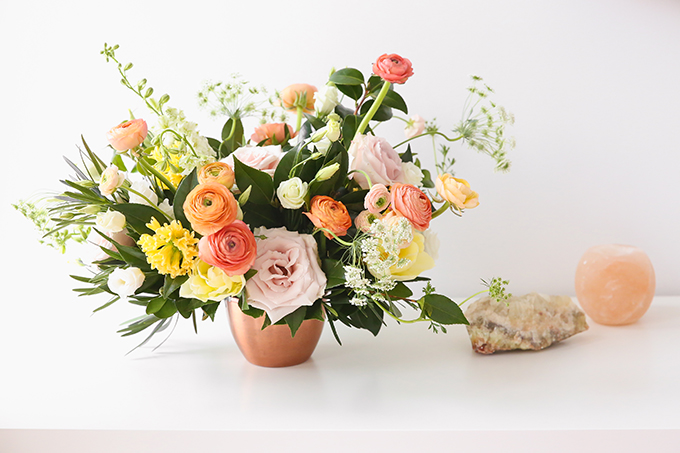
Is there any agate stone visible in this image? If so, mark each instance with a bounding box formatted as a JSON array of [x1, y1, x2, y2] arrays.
[[575, 244, 655, 326], [465, 293, 588, 354]]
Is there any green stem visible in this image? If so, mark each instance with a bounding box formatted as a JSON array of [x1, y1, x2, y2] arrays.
[[355, 81, 391, 138], [457, 289, 489, 307], [157, 129, 198, 157], [138, 158, 176, 194], [295, 106, 303, 132], [393, 131, 463, 149], [347, 169, 372, 188], [431, 201, 451, 220], [224, 119, 237, 142], [373, 300, 426, 324], [314, 228, 353, 247]]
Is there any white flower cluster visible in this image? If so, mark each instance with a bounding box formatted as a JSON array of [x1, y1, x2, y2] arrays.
[[154, 107, 215, 174]]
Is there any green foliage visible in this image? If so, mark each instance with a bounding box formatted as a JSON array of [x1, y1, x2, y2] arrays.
[[329, 68, 364, 86], [233, 157, 274, 205], [173, 168, 199, 230], [420, 294, 469, 325]]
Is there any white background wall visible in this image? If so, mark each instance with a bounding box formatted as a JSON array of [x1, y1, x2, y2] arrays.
[[1, 0, 679, 309]]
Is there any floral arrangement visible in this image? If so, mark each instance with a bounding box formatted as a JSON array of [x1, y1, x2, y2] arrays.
[[15, 45, 514, 350]]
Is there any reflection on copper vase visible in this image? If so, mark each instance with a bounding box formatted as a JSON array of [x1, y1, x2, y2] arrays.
[[227, 301, 324, 367]]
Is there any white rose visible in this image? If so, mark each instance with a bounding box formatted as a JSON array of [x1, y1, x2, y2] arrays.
[[422, 229, 440, 261], [277, 177, 308, 209], [401, 162, 424, 186], [314, 85, 340, 116], [108, 267, 145, 297], [96, 210, 126, 233], [246, 227, 327, 324]]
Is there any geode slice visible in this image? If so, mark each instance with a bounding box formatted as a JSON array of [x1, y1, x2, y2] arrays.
[[465, 292, 588, 354]]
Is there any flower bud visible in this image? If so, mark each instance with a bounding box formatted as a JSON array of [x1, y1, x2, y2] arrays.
[[314, 163, 340, 182], [326, 115, 341, 142]]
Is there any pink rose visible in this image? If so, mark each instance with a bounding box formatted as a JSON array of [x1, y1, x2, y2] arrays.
[[404, 114, 425, 139], [198, 220, 258, 276], [391, 183, 432, 231], [364, 183, 391, 214], [372, 54, 414, 85], [223, 145, 283, 177], [348, 134, 404, 190], [245, 227, 327, 324], [106, 119, 148, 151]]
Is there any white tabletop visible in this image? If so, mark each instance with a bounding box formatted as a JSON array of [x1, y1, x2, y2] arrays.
[[2, 295, 679, 452]]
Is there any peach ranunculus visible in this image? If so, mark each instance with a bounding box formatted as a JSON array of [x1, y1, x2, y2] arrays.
[[435, 173, 479, 210], [183, 182, 238, 236], [364, 183, 391, 214], [99, 164, 126, 196], [245, 226, 327, 324], [372, 54, 414, 85], [354, 210, 381, 233], [304, 195, 352, 240], [251, 123, 296, 146], [348, 134, 404, 190], [404, 114, 425, 139], [390, 183, 432, 231], [198, 220, 257, 276], [106, 119, 148, 151], [280, 83, 317, 113], [198, 162, 235, 189], [224, 145, 284, 177]]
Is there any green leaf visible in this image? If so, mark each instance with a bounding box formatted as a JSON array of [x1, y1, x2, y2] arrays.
[[109, 203, 168, 236], [146, 297, 167, 315], [336, 84, 363, 101], [307, 301, 325, 322], [360, 99, 393, 122], [162, 275, 189, 299], [111, 153, 127, 171], [303, 113, 327, 130], [273, 149, 298, 189], [421, 294, 469, 325], [233, 157, 274, 205], [421, 168, 435, 189], [241, 201, 281, 229], [388, 282, 413, 299], [342, 115, 358, 148], [400, 145, 413, 163], [380, 90, 408, 114], [97, 228, 150, 270], [146, 297, 177, 319], [284, 306, 307, 337], [329, 68, 364, 86], [173, 168, 199, 230], [202, 303, 220, 321], [219, 118, 244, 159], [349, 307, 384, 336], [207, 137, 221, 154], [175, 297, 204, 319], [322, 259, 345, 289], [308, 144, 348, 197]]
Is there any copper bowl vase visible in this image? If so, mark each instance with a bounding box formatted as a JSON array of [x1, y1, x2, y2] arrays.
[[226, 301, 324, 367]]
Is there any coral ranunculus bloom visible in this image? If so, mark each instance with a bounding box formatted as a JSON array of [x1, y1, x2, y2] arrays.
[[390, 183, 432, 231], [280, 83, 317, 112], [198, 220, 257, 276], [304, 196, 352, 240], [372, 54, 414, 84], [198, 162, 235, 189], [183, 182, 238, 236], [106, 118, 148, 151], [250, 123, 296, 146]]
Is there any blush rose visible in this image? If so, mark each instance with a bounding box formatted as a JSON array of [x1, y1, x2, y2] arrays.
[[348, 134, 404, 189]]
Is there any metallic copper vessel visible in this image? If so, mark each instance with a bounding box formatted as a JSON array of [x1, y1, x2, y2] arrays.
[[227, 301, 324, 367]]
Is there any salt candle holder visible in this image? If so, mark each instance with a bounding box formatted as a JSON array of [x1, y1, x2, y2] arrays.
[[575, 244, 655, 325]]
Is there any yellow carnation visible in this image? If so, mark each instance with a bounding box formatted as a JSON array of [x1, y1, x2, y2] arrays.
[[137, 218, 198, 278], [179, 260, 246, 302]]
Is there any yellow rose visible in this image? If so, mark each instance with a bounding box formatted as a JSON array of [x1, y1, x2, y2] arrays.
[[389, 231, 435, 281], [435, 173, 479, 209], [179, 260, 245, 302]]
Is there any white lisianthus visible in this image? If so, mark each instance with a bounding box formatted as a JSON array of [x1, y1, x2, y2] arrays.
[[422, 229, 440, 261], [326, 113, 341, 142], [314, 163, 340, 182], [108, 267, 145, 297], [313, 137, 332, 155], [401, 162, 424, 186], [98, 165, 126, 196], [96, 210, 126, 233], [158, 199, 174, 220], [129, 180, 175, 220], [277, 177, 308, 209], [314, 85, 340, 116]]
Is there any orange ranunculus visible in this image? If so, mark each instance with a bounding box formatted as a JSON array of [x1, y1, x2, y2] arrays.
[[435, 174, 479, 210], [390, 183, 432, 231], [304, 195, 352, 240], [250, 123, 296, 146], [198, 162, 235, 189], [183, 182, 238, 236], [198, 220, 257, 276], [280, 83, 317, 113], [106, 118, 148, 151], [372, 54, 414, 85]]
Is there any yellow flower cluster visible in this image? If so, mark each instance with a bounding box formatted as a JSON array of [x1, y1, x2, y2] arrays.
[[137, 218, 198, 278], [150, 146, 184, 188]]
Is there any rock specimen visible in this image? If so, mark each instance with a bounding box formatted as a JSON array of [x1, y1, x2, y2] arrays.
[[575, 244, 655, 326], [465, 293, 588, 354]]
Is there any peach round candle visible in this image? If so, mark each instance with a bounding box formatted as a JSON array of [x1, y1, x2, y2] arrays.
[[575, 244, 655, 325]]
